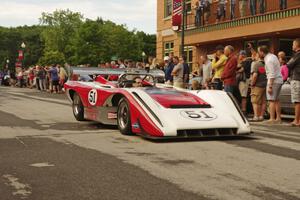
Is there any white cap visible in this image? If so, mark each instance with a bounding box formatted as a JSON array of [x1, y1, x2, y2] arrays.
[[164, 56, 169, 61]]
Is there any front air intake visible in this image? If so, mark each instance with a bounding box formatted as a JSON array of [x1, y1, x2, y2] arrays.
[[177, 128, 238, 137]]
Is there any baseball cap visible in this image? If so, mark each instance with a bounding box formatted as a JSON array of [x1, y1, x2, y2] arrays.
[[239, 50, 247, 56], [164, 56, 170, 61]]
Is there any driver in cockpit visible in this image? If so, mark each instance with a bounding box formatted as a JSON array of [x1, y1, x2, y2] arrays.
[[132, 77, 143, 87]]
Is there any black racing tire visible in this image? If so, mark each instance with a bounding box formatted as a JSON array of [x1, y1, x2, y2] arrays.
[[72, 93, 85, 121], [117, 98, 133, 135]]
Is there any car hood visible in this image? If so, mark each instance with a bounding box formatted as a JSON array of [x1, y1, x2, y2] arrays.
[[141, 87, 209, 108]]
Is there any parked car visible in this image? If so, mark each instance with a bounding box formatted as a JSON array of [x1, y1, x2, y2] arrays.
[[279, 82, 295, 116]]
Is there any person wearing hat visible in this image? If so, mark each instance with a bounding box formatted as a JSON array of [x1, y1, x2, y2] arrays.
[[212, 45, 227, 90], [163, 56, 169, 72], [237, 50, 253, 115], [165, 56, 175, 85]]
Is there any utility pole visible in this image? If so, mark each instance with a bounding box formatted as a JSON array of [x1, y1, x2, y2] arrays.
[[181, 0, 186, 56]]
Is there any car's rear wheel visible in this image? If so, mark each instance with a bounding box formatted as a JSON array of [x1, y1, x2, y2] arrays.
[[117, 98, 133, 135], [73, 93, 85, 121]]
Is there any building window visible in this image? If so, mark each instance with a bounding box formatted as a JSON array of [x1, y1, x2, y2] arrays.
[[184, 46, 193, 70], [279, 39, 294, 59], [165, 0, 173, 18], [164, 41, 174, 57], [257, 39, 271, 48], [185, 0, 192, 12], [244, 40, 255, 49]]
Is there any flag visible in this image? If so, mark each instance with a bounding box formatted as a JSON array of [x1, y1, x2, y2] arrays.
[[15, 62, 22, 68], [18, 50, 24, 60], [172, 0, 182, 28]]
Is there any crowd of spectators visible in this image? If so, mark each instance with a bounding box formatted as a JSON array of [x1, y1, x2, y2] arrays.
[[1, 38, 299, 126], [0, 64, 69, 94], [193, 0, 289, 26], [163, 38, 299, 126]]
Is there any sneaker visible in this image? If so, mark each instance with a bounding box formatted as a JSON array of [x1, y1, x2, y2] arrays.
[[262, 120, 275, 125], [274, 119, 282, 124], [258, 116, 264, 121], [251, 116, 259, 122], [290, 122, 300, 127]]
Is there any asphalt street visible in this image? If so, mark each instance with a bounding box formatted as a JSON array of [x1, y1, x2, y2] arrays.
[[0, 86, 299, 200]]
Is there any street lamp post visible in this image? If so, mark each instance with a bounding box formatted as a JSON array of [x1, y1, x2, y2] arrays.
[[181, 0, 186, 56], [142, 51, 146, 63], [6, 59, 10, 69], [21, 42, 26, 69]]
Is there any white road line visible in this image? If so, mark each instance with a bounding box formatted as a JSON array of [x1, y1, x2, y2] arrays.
[[5, 91, 68, 104], [2, 174, 32, 199], [15, 137, 27, 147], [252, 127, 300, 139], [30, 163, 55, 168], [254, 136, 300, 151]]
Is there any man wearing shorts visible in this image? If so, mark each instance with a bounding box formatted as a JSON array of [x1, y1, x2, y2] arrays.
[[49, 65, 60, 93], [237, 50, 252, 115], [287, 38, 300, 126], [258, 46, 283, 124], [250, 55, 267, 121]]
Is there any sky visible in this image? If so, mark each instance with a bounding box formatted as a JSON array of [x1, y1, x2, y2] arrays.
[[0, 0, 157, 34]]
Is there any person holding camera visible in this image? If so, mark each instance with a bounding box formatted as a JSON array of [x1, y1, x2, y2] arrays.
[[212, 45, 227, 90]]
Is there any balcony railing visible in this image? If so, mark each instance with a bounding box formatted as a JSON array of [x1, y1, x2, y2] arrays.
[[183, 0, 300, 34]]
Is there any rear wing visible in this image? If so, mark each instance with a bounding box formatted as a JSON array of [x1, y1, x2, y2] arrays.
[[70, 67, 165, 80], [71, 67, 165, 77]]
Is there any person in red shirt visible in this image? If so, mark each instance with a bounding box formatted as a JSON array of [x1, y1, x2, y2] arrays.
[[221, 45, 238, 95], [109, 61, 119, 81]]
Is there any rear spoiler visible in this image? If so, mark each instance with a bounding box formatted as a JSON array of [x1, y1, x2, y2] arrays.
[[70, 67, 165, 78]]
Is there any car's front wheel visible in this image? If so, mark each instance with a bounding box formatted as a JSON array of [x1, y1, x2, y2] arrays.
[[73, 93, 85, 121], [117, 98, 133, 135]]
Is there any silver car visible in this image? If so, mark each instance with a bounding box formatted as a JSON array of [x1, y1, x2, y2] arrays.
[[279, 82, 295, 117]]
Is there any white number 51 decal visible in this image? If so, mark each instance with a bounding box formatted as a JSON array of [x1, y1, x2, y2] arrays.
[[180, 110, 217, 121], [88, 89, 97, 106]]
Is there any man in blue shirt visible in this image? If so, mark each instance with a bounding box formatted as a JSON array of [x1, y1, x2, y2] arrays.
[[165, 57, 175, 85], [49, 65, 60, 93]]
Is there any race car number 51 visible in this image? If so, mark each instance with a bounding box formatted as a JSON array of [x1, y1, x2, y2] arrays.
[[88, 89, 97, 106], [180, 110, 217, 121]]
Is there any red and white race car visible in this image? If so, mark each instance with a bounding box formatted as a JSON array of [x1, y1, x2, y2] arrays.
[[64, 67, 251, 139]]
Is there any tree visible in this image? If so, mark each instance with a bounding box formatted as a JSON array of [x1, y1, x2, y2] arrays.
[[38, 51, 65, 65], [0, 26, 43, 70], [0, 9, 157, 69], [72, 19, 147, 65], [136, 31, 156, 58], [39, 9, 83, 63]]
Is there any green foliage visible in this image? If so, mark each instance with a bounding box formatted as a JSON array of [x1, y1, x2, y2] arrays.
[[0, 26, 43, 70], [38, 50, 65, 65], [136, 31, 156, 58], [0, 9, 156, 69], [39, 9, 83, 63], [72, 19, 144, 65]]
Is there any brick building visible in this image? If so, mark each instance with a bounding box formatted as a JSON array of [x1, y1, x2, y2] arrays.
[[157, 0, 300, 70]]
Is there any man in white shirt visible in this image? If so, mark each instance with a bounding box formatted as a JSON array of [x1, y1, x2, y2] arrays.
[[201, 55, 212, 89], [171, 56, 184, 88], [258, 46, 283, 124]]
